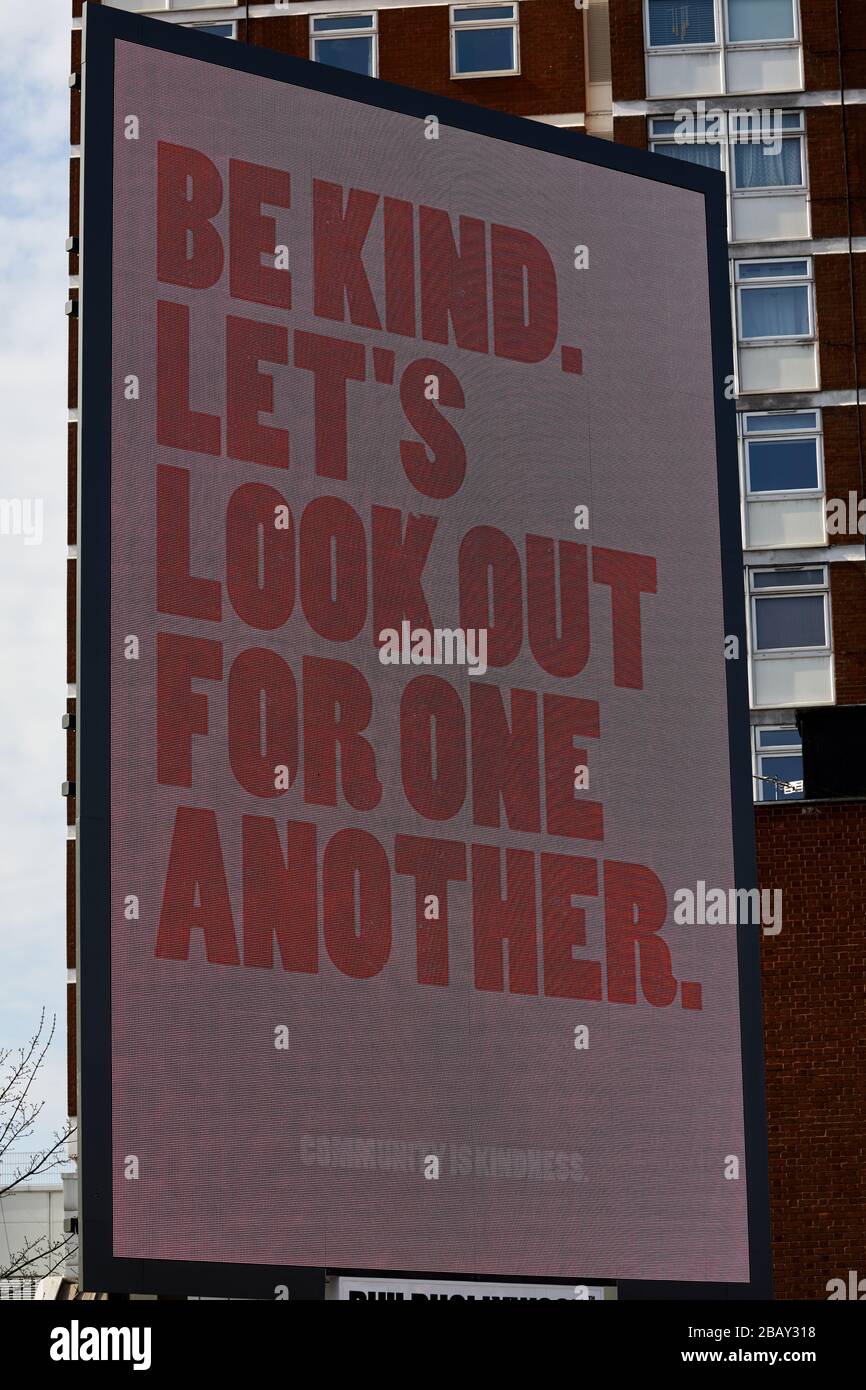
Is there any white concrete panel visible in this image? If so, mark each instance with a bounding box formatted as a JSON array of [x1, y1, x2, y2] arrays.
[[647, 50, 723, 99], [752, 653, 833, 707], [746, 497, 826, 548], [739, 342, 818, 393], [726, 47, 802, 96], [732, 193, 809, 243]]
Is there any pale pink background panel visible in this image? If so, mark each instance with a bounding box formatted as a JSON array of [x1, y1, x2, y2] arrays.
[[109, 41, 748, 1280]]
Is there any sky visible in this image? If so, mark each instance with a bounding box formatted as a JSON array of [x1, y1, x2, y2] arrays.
[[0, 0, 71, 1154]]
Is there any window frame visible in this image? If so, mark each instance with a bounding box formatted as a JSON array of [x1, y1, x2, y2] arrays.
[[748, 565, 830, 657], [742, 409, 823, 501], [735, 256, 814, 346], [190, 20, 237, 39], [649, 110, 809, 245], [649, 114, 727, 174], [449, 4, 521, 80], [752, 724, 804, 802], [724, 0, 800, 48], [730, 111, 805, 197], [644, 0, 720, 54], [110, 1, 236, 10], [309, 12, 379, 79]]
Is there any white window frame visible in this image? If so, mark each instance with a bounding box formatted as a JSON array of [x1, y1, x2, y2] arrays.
[[749, 565, 830, 657], [449, 4, 520, 80], [752, 724, 804, 802], [742, 410, 823, 502], [644, 0, 721, 54], [650, 111, 808, 245], [108, 1, 235, 10], [309, 13, 379, 78], [724, 0, 800, 48], [735, 257, 814, 346], [191, 21, 237, 39], [644, 0, 801, 54], [649, 114, 727, 175], [730, 110, 805, 197]]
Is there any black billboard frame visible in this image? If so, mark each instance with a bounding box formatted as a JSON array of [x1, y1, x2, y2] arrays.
[[78, 1, 770, 1301]]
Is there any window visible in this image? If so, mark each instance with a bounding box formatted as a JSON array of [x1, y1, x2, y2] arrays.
[[736, 259, 812, 342], [754, 727, 803, 801], [310, 14, 378, 77], [646, 0, 717, 48], [450, 5, 519, 78], [650, 115, 723, 170], [744, 412, 821, 495], [651, 110, 805, 185], [750, 567, 828, 652], [726, 0, 797, 44], [110, 1, 235, 9], [192, 23, 235, 38], [731, 111, 803, 190]]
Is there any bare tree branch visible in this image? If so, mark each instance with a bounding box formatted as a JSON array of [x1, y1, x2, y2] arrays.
[[1, 1231, 77, 1281], [0, 1014, 77, 1284]]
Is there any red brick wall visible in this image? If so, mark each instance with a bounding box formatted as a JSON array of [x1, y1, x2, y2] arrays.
[[803, 0, 866, 93], [823, 406, 866, 549], [248, 14, 307, 59], [381, 0, 583, 115], [816, 252, 866, 391], [808, 106, 866, 241], [757, 800, 866, 1301], [613, 115, 647, 149], [609, 0, 646, 102], [252, 4, 585, 117], [831, 561, 866, 704], [807, 108, 846, 241]]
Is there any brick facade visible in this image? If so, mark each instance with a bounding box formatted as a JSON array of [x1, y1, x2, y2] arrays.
[[757, 800, 866, 1301], [831, 561, 866, 704], [802, 0, 866, 94], [608, 0, 645, 103], [816, 253, 866, 392], [822, 406, 866, 548]]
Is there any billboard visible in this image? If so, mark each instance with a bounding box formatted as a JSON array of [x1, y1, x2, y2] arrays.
[[78, 6, 769, 1298]]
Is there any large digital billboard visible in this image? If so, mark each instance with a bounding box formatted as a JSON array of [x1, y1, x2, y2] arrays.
[[78, 5, 769, 1298]]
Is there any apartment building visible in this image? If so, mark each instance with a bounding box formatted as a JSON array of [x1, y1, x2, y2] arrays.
[[67, 0, 865, 1298]]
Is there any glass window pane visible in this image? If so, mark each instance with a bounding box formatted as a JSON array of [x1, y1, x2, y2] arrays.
[[740, 284, 809, 338], [752, 569, 823, 589], [652, 141, 722, 170], [733, 138, 802, 189], [759, 753, 804, 801], [648, 0, 716, 46], [747, 438, 819, 492], [313, 36, 374, 74], [728, 0, 795, 43], [454, 5, 515, 20], [194, 23, 234, 37], [738, 259, 807, 278], [746, 412, 818, 433], [313, 15, 374, 30], [454, 27, 515, 72], [758, 728, 801, 748], [755, 594, 826, 649]]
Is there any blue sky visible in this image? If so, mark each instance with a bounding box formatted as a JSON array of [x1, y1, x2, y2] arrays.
[[0, 0, 71, 1151]]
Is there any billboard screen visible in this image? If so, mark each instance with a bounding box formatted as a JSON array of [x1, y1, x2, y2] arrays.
[[79, 7, 768, 1297]]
